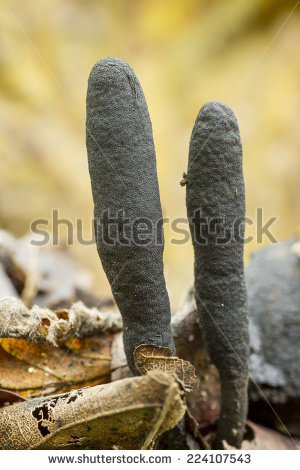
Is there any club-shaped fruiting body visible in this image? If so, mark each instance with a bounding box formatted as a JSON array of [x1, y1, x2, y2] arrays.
[[186, 101, 249, 448], [86, 57, 175, 373]]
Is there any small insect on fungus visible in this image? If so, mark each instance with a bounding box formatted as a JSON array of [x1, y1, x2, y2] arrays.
[[180, 172, 188, 187]]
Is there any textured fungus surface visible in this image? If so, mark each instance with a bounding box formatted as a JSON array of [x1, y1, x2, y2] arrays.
[[86, 57, 174, 373], [186, 101, 249, 448]]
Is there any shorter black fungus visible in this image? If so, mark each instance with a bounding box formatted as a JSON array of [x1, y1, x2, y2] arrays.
[[186, 101, 249, 449]]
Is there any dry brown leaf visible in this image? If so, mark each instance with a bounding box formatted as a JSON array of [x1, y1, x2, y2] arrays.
[[0, 334, 112, 397], [0, 346, 53, 392], [0, 370, 186, 450], [134, 344, 200, 393]]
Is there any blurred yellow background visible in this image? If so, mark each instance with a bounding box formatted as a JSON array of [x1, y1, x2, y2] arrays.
[[1, 0, 300, 309]]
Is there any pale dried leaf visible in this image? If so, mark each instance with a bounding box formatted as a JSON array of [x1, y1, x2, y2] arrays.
[[134, 344, 200, 393], [0, 370, 186, 450]]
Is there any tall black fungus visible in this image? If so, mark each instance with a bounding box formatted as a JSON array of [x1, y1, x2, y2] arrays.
[[86, 57, 175, 374], [186, 101, 249, 448]]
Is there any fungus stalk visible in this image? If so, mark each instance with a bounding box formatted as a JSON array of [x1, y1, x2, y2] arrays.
[[186, 101, 249, 448], [86, 57, 175, 373]]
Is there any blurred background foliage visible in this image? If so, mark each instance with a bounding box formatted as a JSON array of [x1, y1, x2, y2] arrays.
[[0, 0, 299, 309]]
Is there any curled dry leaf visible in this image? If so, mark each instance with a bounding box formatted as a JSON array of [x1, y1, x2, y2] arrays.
[[0, 370, 186, 450], [0, 297, 122, 346], [134, 344, 200, 393]]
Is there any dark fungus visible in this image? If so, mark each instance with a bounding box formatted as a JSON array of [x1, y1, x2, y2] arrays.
[[186, 101, 249, 449], [86, 57, 175, 373]]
